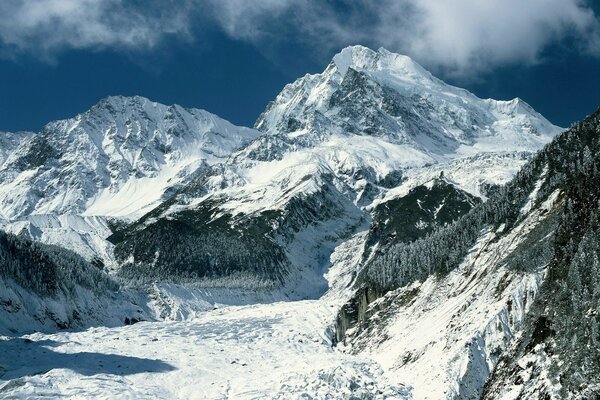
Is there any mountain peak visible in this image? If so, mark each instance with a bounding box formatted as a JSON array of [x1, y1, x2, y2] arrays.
[[0, 96, 261, 220], [331, 45, 431, 82], [90, 95, 161, 116], [332, 45, 379, 75], [257, 44, 560, 151]]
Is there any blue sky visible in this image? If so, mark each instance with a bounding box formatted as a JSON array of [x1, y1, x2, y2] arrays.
[[0, 0, 599, 132]]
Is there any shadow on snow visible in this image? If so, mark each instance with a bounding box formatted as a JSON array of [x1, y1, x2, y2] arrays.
[[0, 337, 176, 383]]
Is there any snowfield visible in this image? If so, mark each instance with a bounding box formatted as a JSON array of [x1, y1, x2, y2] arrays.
[[0, 301, 409, 399], [0, 230, 408, 399], [0, 178, 565, 400], [0, 192, 563, 400]]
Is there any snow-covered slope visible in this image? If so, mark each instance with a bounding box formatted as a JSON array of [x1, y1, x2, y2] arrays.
[[0, 131, 34, 169], [0, 216, 409, 400], [0, 96, 260, 261], [1, 215, 117, 269], [0, 275, 150, 335], [255, 45, 559, 158], [341, 188, 561, 399], [4, 46, 598, 400], [0, 225, 155, 335], [0, 300, 409, 400], [0, 95, 260, 221], [335, 108, 600, 399]]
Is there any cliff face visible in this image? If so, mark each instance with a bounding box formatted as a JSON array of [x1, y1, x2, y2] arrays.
[[335, 286, 383, 344]]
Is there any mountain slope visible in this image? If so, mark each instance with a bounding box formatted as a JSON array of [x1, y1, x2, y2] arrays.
[[482, 109, 600, 399], [0, 96, 260, 265], [110, 46, 560, 294], [0, 95, 260, 221], [0, 229, 149, 334], [255, 45, 558, 158], [0, 46, 589, 400], [365, 176, 482, 248], [336, 108, 600, 399]]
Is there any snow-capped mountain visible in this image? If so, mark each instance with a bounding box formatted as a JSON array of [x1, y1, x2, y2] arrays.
[[0, 96, 260, 264], [4, 45, 600, 400], [0, 95, 260, 220], [255, 46, 557, 158], [110, 46, 561, 294]]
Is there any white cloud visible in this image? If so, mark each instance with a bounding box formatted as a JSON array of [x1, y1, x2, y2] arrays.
[[211, 0, 600, 75], [0, 0, 598, 74], [375, 0, 600, 74], [0, 0, 193, 60]]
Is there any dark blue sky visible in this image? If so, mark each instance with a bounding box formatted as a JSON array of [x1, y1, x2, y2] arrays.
[[0, 33, 293, 132], [0, 1, 598, 132]]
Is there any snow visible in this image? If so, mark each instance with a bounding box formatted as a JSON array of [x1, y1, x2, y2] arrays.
[[0, 95, 260, 220], [333, 45, 434, 87], [165, 46, 563, 284], [0, 214, 116, 267], [519, 166, 548, 216], [267, 46, 561, 156], [147, 282, 291, 321], [0, 96, 261, 268], [182, 134, 435, 220], [0, 175, 564, 399], [0, 276, 150, 336], [0, 183, 561, 398], [371, 151, 532, 207], [0, 234, 410, 399], [344, 190, 562, 400], [0, 46, 568, 399], [0, 211, 413, 399], [0, 131, 34, 168]]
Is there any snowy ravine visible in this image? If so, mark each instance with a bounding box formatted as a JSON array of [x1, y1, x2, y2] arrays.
[[0, 233, 411, 400], [0, 180, 559, 399]]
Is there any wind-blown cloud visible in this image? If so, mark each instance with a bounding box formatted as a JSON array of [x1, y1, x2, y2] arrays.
[[0, 0, 598, 75], [0, 0, 193, 60], [374, 0, 600, 74], [204, 0, 600, 76]]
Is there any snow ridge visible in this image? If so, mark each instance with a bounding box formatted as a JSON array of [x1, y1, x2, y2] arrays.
[[0, 95, 260, 221]]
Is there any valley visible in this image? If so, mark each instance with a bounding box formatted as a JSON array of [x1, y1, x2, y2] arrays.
[[0, 45, 598, 399]]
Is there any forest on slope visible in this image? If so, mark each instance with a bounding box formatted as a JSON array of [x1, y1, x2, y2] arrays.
[[342, 108, 600, 398]]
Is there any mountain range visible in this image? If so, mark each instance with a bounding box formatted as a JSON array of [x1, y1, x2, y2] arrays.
[[0, 45, 597, 399]]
